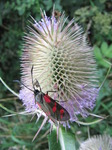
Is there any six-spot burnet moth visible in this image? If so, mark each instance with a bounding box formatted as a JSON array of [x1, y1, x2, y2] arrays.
[[31, 66, 70, 122], [17, 66, 70, 125]]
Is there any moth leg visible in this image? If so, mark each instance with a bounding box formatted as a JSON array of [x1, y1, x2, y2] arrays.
[[55, 100, 67, 103], [46, 91, 66, 103], [46, 91, 57, 95], [40, 94, 43, 103]]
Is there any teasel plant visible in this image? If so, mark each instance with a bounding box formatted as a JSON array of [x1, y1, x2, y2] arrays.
[[79, 134, 112, 150], [19, 7, 100, 142], [0, 6, 111, 149]]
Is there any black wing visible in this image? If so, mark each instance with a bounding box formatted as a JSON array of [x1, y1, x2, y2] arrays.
[[43, 94, 70, 121]]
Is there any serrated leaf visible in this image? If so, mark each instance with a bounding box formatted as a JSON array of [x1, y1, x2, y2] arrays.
[[59, 127, 76, 150], [101, 42, 108, 55], [94, 46, 102, 60]]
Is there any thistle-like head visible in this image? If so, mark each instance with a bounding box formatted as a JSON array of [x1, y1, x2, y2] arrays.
[[79, 135, 112, 150], [19, 8, 99, 126]]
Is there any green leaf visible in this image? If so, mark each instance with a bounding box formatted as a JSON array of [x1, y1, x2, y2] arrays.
[[59, 127, 76, 150], [48, 129, 61, 150], [101, 42, 108, 55], [101, 42, 112, 58], [94, 46, 102, 60], [11, 135, 32, 146], [105, 45, 112, 58], [48, 127, 76, 150], [98, 59, 110, 68]]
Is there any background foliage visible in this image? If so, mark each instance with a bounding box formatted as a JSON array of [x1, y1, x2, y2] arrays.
[[0, 0, 112, 149]]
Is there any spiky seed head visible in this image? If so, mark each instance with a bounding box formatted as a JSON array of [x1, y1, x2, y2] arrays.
[[19, 10, 99, 123], [79, 135, 112, 150]]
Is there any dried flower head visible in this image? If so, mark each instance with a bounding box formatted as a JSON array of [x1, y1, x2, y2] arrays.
[[79, 135, 112, 150], [19, 8, 99, 136]]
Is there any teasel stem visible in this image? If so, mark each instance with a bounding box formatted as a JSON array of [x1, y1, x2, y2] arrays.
[[0, 77, 19, 97]]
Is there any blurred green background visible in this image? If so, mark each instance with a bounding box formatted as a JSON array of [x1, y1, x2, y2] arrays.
[[0, 0, 112, 149]]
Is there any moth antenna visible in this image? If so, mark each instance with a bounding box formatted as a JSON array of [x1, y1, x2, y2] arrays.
[[13, 80, 34, 92], [31, 66, 42, 91], [99, 62, 111, 90]]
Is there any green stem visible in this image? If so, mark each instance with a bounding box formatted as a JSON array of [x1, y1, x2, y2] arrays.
[[99, 64, 111, 90], [48, 126, 77, 150], [59, 127, 76, 150], [59, 128, 66, 150], [0, 104, 16, 114], [0, 77, 19, 98]]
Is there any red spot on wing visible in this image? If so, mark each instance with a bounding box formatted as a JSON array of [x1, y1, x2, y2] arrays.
[[52, 106, 57, 112], [52, 102, 57, 112], [60, 109, 64, 119], [60, 109, 64, 114], [44, 94, 51, 103]]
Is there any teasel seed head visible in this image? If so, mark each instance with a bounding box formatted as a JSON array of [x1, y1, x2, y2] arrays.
[[79, 135, 112, 150], [19, 9, 99, 127]]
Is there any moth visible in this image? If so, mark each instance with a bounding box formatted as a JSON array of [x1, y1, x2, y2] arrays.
[[17, 66, 70, 125], [31, 66, 70, 124]]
